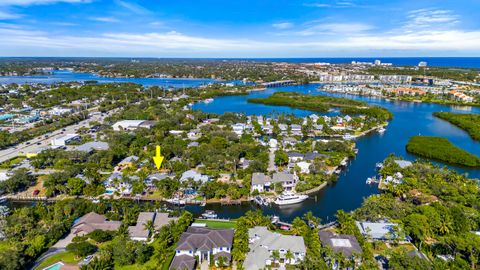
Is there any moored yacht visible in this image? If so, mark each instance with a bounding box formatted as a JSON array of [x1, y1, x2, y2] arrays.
[[273, 192, 308, 206]]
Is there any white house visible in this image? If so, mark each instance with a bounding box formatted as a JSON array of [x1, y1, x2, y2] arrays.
[[244, 226, 306, 270]]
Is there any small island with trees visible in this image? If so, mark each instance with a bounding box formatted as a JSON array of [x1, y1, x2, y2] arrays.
[[406, 136, 480, 167], [434, 112, 480, 141]]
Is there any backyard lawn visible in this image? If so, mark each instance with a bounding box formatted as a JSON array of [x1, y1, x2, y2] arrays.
[[35, 251, 80, 270], [193, 219, 236, 229]]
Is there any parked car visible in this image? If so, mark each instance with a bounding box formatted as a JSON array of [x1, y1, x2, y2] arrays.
[[32, 189, 40, 196]]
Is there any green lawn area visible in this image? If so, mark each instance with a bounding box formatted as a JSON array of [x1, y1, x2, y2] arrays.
[[115, 251, 174, 270], [193, 219, 236, 229], [35, 251, 80, 270]]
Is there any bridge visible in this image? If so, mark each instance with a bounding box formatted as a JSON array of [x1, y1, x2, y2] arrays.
[[261, 80, 296, 88]]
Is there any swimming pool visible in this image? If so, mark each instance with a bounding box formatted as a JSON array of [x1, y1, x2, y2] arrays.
[[42, 262, 64, 270]]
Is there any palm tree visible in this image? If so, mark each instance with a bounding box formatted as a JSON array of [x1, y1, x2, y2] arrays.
[[271, 250, 280, 266], [143, 220, 155, 239], [303, 211, 321, 228], [285, 250, 294, 265]]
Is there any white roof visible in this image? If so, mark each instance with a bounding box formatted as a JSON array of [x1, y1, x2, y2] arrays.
[[113, 120, 145, 128]]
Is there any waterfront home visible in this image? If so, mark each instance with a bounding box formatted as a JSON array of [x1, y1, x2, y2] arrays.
[[392, 87, 426, 96], [104, 172, 132, 195], [278, 124, 288, 133], [394, 159, 412, 169], [318, 231, 362, 267], [296, 161, 311, 174], [170, 227, 234, 270], [356, 221, 410, 243], [448, 90, 475, 103], [180, 169, 210, 183], [251, 173, 271, 193], [290, 124, 302, 135], [244, 226, 306, 270], [71, 212, 121, 236], [272, 172, 298, 192], [145, 173, 174, 187], [129, 212, 177, 241]]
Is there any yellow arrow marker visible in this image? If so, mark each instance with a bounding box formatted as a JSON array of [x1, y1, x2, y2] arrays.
[[153, 145, 164, 170]]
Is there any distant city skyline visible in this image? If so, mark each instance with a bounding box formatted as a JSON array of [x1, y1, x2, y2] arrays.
[[0, 0, 479, 57]]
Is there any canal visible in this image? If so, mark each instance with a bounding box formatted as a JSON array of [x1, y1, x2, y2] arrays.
[[191, 83, 480, 222]]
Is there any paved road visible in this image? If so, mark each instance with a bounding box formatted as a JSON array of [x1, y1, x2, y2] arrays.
[[0, 109, 117, 164], [268, 147, 276, 172]]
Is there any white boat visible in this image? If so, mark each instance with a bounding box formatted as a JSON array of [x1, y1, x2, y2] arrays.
[[378, 127, 386, 134], [201, 210, 217, 219], [203, 98, 214, 104], [273, 192, 308, 206], [166, 198, 186, 206]]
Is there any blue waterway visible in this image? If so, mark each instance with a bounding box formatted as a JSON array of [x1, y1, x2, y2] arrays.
[[0, 70, 217, 88], [190, 84, 480, 222]]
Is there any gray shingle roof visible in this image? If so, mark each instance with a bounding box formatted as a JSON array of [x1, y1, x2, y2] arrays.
[[271, 172, 294, 183], [176, 227, 234, 252], [251, 173, 271, 185], [318, 231, 362, 257], [169, 255, 196, 270]]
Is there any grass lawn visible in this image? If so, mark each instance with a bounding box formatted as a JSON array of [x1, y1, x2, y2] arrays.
[[115, 251, 175, 270], [35, 251, 80, 270], [193, 219, 236, 229]]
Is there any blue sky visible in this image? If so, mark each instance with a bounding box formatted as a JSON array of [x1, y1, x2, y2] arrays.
[[0, 0, 479, 57]]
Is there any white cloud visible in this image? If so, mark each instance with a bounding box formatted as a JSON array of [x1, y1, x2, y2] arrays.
[[405, 9, 459, 30], [115, 0, 150, 15], [0, 25, 479, 57], [304, 1, 362, 8], [0, 0, 91, 6], [272, 22, 294, 30], [89, 17, 120, 23], [297, 22, 373, 36], [0, 10, 22, 19]]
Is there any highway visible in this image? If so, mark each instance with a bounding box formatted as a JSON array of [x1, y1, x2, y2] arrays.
[[0, 109, 117, 164]]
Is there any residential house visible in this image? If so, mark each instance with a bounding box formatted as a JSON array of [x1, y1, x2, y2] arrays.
[[244, 226, 306, 270], [145, 173, 175, 187], [271, 172, 298, 191], [290, 124, 302, 136], [112, 120, 154, 131], [251, 173, 271, 193], [129, 212, 178, 241], [71, 212, 121, 236], [170, 227, 234, 270], [104, 172, 132, 195], [75, 141, 109, 153], [356, 221, 410, 242], [392, 88, 426, 96], [117, 155, 139, 169], [318, 231, 362, 267], [449, 90, 475, 103], [394, 159, 413, 169], [180, 170, 210, 183]]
